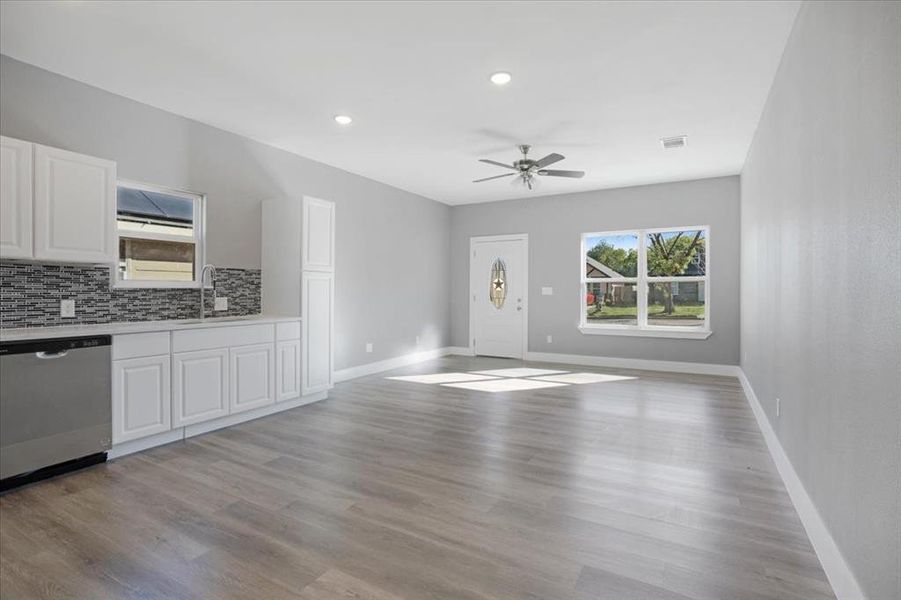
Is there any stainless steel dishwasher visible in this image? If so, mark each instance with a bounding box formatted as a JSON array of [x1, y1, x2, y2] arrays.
[[0, 335, 112, 491]]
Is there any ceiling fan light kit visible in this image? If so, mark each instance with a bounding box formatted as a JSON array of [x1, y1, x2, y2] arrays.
[[474, 144, 585, 190]]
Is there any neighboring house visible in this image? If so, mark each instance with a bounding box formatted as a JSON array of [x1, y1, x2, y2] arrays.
[[585, 256, 623, 279], [585, 255, 705, 306], [585, 257, 634, 306]]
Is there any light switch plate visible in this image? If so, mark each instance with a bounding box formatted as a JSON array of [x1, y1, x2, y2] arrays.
[[366, 342, 373, 353], [60, 299, 75, 318], [214, 297, 228, 311], [541, 287, 553, 296]]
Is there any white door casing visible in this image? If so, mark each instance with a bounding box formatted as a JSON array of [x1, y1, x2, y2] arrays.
[[112, 355, 171, 444], [0, 136, 33, 259], [470, 234, 529, 359], [172, 348, 229, 427]]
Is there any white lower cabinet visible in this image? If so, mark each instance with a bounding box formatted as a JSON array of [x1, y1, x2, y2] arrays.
[[229, 343, 275, 414], [302, 271, 334, 395], [111, 320, 303, 448], [276, 339, 301, 402], [112, 355, 171, 444], [172, 348, 229, 427]]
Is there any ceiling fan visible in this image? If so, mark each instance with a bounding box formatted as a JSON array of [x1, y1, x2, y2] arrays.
[[473, 144, 585, 190]]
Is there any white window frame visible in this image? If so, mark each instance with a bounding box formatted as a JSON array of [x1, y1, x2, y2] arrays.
[[579, 225, 711, 339], [113, 179, 206, 289]]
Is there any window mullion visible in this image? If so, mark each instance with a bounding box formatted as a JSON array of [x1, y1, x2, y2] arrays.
[[637, 229, 648, 328]]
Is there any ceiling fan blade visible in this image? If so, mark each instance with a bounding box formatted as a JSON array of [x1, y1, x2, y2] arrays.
[[534, 153, 565, 169], [537, 169, 585, 178], [478, 159, 517, 170], [473, 172, 517, 183]]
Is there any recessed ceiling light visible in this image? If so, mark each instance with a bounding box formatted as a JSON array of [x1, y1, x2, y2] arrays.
[[334, 114, 353, 125], [490, 71, 512, 85]]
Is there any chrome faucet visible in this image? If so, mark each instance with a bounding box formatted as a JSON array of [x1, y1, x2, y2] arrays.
[[200, 264, 216, 320]]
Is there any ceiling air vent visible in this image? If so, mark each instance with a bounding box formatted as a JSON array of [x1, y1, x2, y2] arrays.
[[661, 135, 687, 149]]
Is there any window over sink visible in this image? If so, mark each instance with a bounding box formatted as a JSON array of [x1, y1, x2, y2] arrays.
[[115, 180, 205, 288]]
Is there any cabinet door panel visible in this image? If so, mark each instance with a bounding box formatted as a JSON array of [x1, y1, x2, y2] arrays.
[[276, 339, 301, 402], [33, 144, 116, 263], [0, 136, 33, 259], [302, 272, 333, 394], [172, 348, 229, 427], [302, 196, 334, 272], [229, 343, 275, 413], [112, 355, 171, 444]]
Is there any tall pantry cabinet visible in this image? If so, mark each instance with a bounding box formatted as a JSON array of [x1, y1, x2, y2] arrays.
[[261, 196, 335, 396]]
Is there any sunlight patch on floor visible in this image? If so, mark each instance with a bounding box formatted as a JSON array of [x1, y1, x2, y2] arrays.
[[470, 368, 568, 377], [532, 373, 636, 384], [385, 367, 638, 392], [441, 378, 569, 392], [386, 373, 499, 384]]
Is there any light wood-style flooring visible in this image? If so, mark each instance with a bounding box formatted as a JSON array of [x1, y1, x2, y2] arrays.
[[0, 356, 834, 599]]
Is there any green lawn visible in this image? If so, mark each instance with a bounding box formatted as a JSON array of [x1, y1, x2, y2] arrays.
[[587, 304, 704, 320]]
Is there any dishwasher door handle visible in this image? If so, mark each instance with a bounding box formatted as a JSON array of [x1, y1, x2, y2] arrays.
[[35, 350, 69, 360]]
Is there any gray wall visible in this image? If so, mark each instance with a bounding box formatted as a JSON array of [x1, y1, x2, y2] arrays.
[[0, 55, 451, 371], [450, 176, 741, 364], [740, 2, 900, 598]]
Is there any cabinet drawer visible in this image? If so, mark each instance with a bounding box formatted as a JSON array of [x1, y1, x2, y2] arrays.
[[276, 321, 301, 341], [113, 332, 170, 360], [172, 323, 275, 353]]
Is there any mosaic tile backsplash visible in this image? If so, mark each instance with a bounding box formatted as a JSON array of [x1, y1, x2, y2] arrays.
[[0, 261, 261, 329]]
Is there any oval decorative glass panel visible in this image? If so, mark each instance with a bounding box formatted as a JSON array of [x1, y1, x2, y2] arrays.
[[489, 258, 507, 309]]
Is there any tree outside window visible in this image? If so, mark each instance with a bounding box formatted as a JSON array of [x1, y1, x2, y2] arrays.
[[581, 227, 709, 333]]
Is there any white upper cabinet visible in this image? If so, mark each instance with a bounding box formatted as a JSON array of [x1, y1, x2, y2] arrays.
[[0, 136, 34, 259], [33, 144, 116, 263], [302, 196, 335, 272]]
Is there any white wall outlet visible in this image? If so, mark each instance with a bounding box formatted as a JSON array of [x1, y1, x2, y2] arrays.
[[415, 336, 420, 346], [541, 287, 554, 296], [366, 342, 373, 353], [546, 334, 553, 344], [60, 299, 75, 318], [214, 297, 228, 311], [776, 397, 781, 418]]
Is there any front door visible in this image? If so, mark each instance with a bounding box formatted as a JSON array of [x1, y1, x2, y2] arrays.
[[470, 235, 527, 359]]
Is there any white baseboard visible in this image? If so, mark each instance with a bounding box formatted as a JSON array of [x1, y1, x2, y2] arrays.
[[445, 346, 475, 356], [334, 347, 454, 382], [107, 429, 184, 460], [737, 370, 865, 600], [108, 392, 328, 460], [525, 350, 741, 377], [184, 392, 327, 438]]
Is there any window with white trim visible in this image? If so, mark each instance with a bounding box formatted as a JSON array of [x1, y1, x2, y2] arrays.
[[580, 227, 709, 336], [115, 180, 205, 288]]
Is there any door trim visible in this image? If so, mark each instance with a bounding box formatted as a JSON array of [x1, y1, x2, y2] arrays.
[[469, 233, 529, 359]]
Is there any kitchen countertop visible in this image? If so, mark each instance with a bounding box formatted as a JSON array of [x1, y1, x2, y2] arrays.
[[0, 314, 301, 342]]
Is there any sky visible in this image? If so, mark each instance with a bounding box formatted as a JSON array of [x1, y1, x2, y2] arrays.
[[585, 230, 706, 252]]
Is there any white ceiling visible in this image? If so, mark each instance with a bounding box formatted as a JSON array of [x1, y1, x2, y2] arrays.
[[0, 1, 799, 205]]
